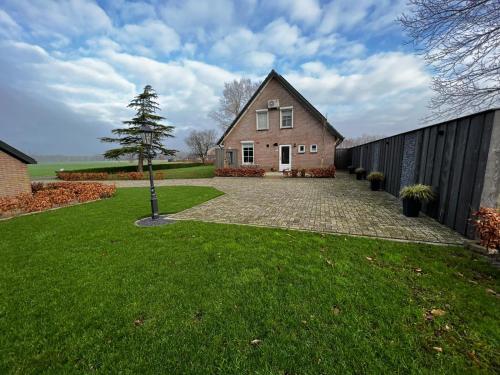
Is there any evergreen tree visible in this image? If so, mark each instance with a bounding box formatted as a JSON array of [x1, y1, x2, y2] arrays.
[[100, 85, 175, 172]]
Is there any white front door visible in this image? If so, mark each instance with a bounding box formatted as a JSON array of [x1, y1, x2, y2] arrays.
[[279, 145, 292, 171]]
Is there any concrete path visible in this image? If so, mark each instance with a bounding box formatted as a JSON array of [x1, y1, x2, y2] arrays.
[[103, 172, 464, 245]]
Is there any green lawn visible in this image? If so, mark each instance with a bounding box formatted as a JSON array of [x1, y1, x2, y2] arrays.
[[163, 165, 214, 179], [0, 187, 498, 374], [28, 161, 191, 178]]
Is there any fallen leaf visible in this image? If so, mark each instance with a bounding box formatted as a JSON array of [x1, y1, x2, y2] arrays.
[[486, 288, 496, 295], [250, 339, 261, 346], [325, 258, 334, 267], [415, 268, 422, 273], [134, 319, 144, 326], [433, 346, 443, 353], [467, 351, 480, 365], [332, 306, 341, 315], [424, 312, 434, 321], [366, 256, 373, 261], [301, 320, 307, 325], [444, 324, 451, 331], [431, 309, 446, 317], [456, 272, 464, 277]]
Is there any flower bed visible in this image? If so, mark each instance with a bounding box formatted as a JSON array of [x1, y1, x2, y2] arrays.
[[56, 171, 166, 181], [215, 168, 265, 177], [307, 166, 336, 178], [472, 207, 500, 250], [0, 182, 116, 218]]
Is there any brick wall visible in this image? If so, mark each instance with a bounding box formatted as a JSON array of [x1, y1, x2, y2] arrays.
[[223, 77, 338, 170], [0, 150, 31, 197]]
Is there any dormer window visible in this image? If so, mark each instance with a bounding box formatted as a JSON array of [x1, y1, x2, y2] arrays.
[[256, 109, 269, 130], [280, 107, 293, 128]]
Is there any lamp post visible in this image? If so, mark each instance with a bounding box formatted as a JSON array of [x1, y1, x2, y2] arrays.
[[139, 124, 159, 220]]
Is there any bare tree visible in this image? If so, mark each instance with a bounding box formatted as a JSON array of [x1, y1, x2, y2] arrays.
[[338, 134, 386, 149], [399, 0, 500, 120], [185, 129, 217, 163], [209, 78, 261, 131]]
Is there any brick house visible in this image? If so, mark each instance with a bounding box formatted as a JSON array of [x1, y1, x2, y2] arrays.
[[0, 140, 36, 198], [216, 70, 343, 171]]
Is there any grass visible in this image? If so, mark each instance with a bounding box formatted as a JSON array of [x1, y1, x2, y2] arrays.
[[28, 161, 200, 178], [0, 187, 499, 374], [163, 165, 214, 179]]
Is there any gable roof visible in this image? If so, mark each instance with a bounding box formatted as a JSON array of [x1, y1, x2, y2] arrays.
[[217, 69, 344, 145], [0, 140, 37, 164]]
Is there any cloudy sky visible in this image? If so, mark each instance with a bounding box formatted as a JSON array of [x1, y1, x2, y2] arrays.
[[0, 0, 433, 156]]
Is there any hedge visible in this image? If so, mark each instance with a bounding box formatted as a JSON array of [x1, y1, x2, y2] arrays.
[[215, 168, 265, 177], [0, 182, 116, 217], [56, 171, 167, 181], [58, 162, 204, 175]]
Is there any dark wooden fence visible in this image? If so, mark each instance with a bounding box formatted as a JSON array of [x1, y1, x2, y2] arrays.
[[335, 148, 351, 169], [348, 108, 499, 238]]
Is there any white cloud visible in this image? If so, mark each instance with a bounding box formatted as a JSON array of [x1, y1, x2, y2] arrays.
[[275, 0, 322, 24], [319, 0, 405, 34], [160, 0, 235, 34], [3, 0, 111, 38], [0, 9, 21, 38], [285, 52, 432, 137], [114, 20, 181, 57]]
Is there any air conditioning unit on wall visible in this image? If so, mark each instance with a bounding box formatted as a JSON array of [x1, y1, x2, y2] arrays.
[[268, 99, 279, 109]]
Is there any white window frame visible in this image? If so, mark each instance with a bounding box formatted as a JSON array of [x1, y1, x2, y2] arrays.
[[280, 106, 293, 129], [298, 145, 305, 153], [310, 144, 318, 153], [241, 141, 255, 165], [256, 109, 269, 131]]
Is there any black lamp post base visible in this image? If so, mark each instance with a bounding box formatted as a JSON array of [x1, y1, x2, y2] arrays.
[[135, 216, 176, 227]]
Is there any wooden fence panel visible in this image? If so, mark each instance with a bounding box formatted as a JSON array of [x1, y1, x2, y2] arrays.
[[345, 109, 498, 238]]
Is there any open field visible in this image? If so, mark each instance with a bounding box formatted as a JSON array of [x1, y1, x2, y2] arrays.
[[27, 160, 195, 178], [0, 186, 498, 373]]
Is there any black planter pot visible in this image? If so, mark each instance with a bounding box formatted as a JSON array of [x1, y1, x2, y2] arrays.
[[402, 198, 421, 217], [348, 166, 355, 174], [356, 171, 366, 180], [370, 180, 381, 191]]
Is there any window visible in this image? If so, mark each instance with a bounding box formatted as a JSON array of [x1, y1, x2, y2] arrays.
[[256, 110, 268, 130], [298, 145, 305, 153], [241, 142, 254, 164], [310, 144, 318, 153], [280, 107, 293, 128]]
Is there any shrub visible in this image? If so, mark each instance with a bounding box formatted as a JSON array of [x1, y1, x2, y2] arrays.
[[355, 167, 365, 174], [399, 184, 434, 202], [367, 172, 384, 182], [290, 169, 299, 177], [67, 162, 203, 174], [0, 183, 116, 216], [56, 172, 109, 181], [215, 168, 265, 177], [300, 169, 306, 177], [31, 182, 44, 193], [127, 172, 144, 180], [308, 166, 336, 178], [472, 207, 500, 250]]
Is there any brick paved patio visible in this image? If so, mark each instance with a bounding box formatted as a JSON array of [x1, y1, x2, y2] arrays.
[[109, 172, 464, 244]]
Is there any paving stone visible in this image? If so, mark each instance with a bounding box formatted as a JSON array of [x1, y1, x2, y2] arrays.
[[106, 172, 464, 245]]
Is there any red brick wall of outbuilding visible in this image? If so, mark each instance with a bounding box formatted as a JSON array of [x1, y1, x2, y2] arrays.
[[0, 150, 31, 197]]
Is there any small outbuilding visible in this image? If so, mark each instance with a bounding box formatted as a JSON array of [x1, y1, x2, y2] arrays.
[[0, 140, 36, 198]]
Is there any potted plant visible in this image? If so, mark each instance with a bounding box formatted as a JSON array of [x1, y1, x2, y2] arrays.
[[348, 165, 356, 174], [367, 172, 384, 191], [399, 184, 434, 217], [355, 167, 366, 180]]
